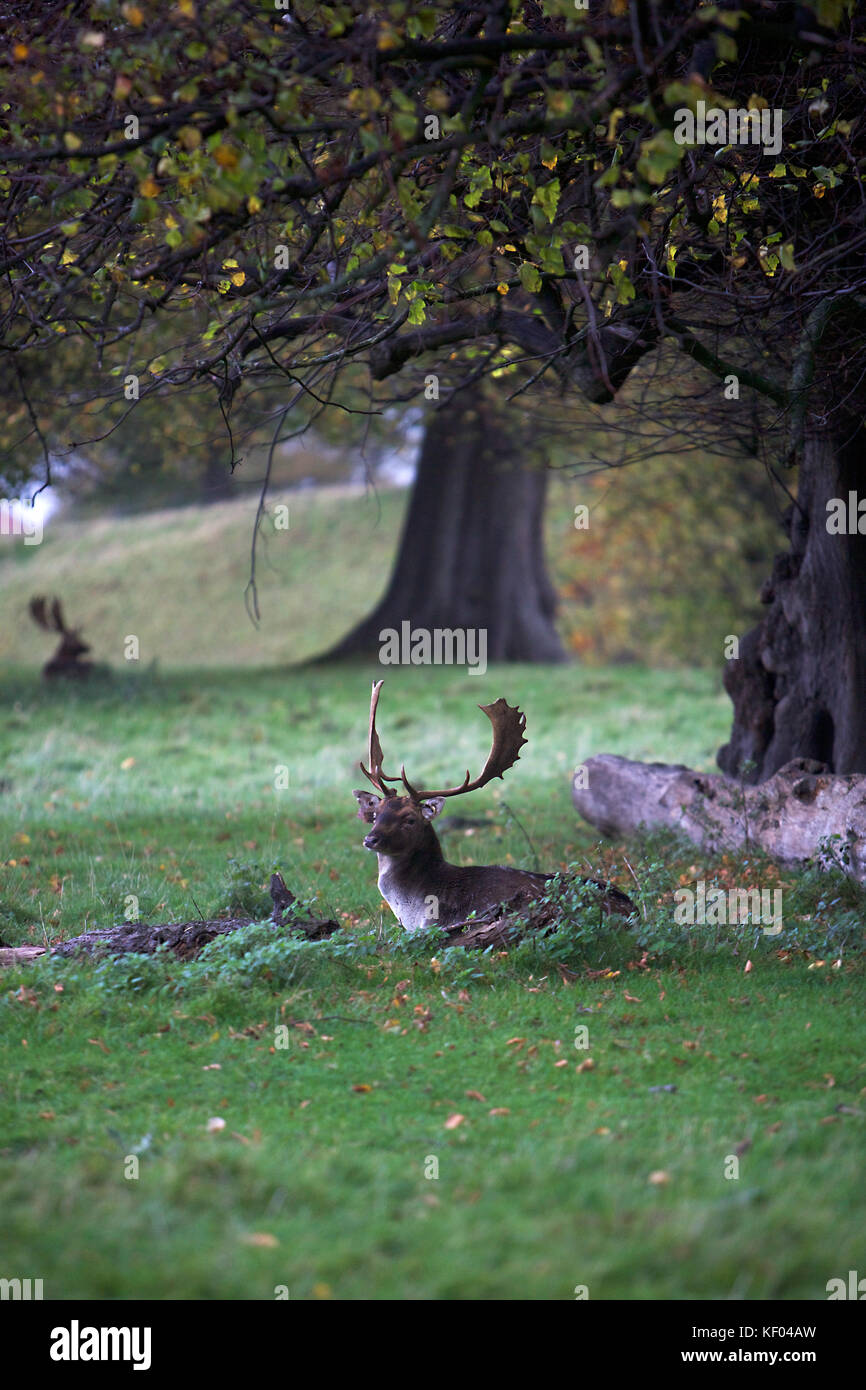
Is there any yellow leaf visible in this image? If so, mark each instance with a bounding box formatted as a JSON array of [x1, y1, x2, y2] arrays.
[[496, 281, 510, 295], [138, 177, 159, 198], [123, 3, 144, 25], [247, 194, 262, 213], [13, 43, 29, 61], [214, 145, 238, 170]]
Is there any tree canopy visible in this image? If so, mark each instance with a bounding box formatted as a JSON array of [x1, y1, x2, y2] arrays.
[[2, 0, 864, 486]]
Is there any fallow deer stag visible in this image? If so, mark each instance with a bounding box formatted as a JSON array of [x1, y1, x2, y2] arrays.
[[353, 681, 634, 932], [29, 595, 94, 680]]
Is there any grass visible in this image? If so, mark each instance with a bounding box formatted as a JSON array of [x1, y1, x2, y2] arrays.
[[0, 663, 864, 1300]]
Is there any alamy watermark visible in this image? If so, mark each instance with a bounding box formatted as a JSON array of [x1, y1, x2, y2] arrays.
[[379, 622, 487, 675], [674, 100, 783, 157], [674, 880, 782, 936], [0, 499, 42, 544]]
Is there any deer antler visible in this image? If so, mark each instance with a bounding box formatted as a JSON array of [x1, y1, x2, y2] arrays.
[[29, 595, 70, 633], [400, 697, 528, 802], [29, 596, 51, 631], [359, 679, 402, 796], [51, 597, 68, 633]]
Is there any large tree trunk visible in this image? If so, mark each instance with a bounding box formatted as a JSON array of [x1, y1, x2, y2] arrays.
[[718, 421, 866, 783], [324, 393, 566, 662]]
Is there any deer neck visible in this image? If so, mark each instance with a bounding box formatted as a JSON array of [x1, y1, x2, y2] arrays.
[[375, 832, 447, 931]]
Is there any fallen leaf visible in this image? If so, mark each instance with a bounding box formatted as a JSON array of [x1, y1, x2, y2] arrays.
[[444, 1112, 465, 1129], [87, 1037, 109, 1053], [744, 960, 753, 973], [576, 1058, 595, 1072], [351, 1083, 372, 1093], [206, 1117, 226, 1132], [465, 1090, 486, 1102], [623, 992, 641, 1003], [240, 1232, 278, 1247], [488, 1107, 510, 1116], [648, 1170, 671, 1185], [120, 757, 136, 770]]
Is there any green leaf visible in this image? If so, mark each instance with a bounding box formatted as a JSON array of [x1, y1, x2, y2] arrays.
[[637, 130, 683, 186], [518, 262, 542, 293], [464, 166, 493, 210], [609, 263, 635, 305], [531, 178, 560, 224]]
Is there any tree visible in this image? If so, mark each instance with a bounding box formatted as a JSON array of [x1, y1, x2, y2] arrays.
[[325, 386, 565, 662], [2, 1, 864, 771]]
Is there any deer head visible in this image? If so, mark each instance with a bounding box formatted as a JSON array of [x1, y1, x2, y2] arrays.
[[352, 679, 527, 860]]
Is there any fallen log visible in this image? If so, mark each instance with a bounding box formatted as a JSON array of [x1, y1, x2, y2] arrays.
[[0, 873, 340, 968], [572, 755, 866, 883]]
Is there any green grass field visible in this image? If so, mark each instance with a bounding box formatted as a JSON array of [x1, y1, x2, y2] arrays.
[[0, 495, 863, 1302]]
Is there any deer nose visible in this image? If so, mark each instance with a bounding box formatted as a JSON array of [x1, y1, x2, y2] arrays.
[[363, 832, 381, 850]]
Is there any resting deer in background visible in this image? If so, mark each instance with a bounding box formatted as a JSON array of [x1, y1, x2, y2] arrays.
[[353, 680, 634, 932], [29, 595, 94, 680]]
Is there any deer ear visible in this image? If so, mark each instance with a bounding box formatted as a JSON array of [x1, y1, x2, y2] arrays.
[[353, 789, 382, 823], [420, 797, 445, 821]]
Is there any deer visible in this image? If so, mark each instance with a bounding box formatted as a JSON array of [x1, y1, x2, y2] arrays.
[[353, 680, 635, 932], [29, 595, 94, 680]]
